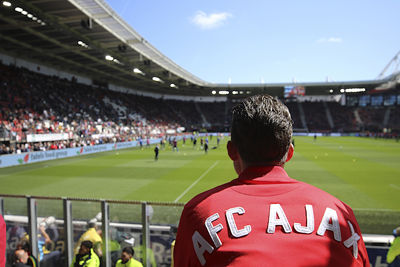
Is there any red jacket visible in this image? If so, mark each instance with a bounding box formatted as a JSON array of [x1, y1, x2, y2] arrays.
[[0, 214, 6, 267], [174, 166, 369, 267]]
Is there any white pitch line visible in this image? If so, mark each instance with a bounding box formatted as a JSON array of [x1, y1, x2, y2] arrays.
[[174, 161, 219, 203], [390, 184, 400, 190]]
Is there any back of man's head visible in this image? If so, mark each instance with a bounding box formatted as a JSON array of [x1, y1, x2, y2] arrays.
[[231, 94, 292, 165], [14, 249, 28, 263]]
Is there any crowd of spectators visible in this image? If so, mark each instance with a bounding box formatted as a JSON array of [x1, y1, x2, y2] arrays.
[[326, 102, 358, 132], [284, 102, 304, 129], [0, 63, 185, 154], [301, 102, 331, 132], [388, 106, 400, 132], [0, 62, 399, 155], [197, 102, 226, 127], [357, 106, 387, 132]]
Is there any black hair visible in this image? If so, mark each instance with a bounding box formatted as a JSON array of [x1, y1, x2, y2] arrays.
[[80, 240, 93, 249], [122, 246, 134, 256], [231, 94, 293, 165]]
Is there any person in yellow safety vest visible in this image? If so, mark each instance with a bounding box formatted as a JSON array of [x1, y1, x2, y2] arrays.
[[170, 225, 178, 267], [115, 247, 143, 267], [170, 240, 175, 267], [133, 245, 157, 267], [74, 218, 103, 258], [71, 240, 100, 267], [387, 227, 400, 264]]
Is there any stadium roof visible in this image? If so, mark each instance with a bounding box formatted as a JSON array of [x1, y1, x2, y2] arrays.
[[0, 0, 397, 97]]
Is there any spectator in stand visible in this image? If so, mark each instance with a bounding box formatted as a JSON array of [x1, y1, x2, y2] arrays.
[[13, 249, 32, 267], [387, 226, 400, 264], [13, 242, 38, 267], [38, 216, 61, 267]]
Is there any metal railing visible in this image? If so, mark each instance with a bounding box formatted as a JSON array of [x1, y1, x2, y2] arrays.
[[0, 194, 184, 267]]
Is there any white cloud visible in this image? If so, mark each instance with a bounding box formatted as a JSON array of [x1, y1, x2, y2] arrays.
[[191, 11, 232, 29], [317, 37, 343, 43]]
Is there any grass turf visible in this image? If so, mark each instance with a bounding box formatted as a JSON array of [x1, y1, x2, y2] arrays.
[[0, 136, 399, 234]]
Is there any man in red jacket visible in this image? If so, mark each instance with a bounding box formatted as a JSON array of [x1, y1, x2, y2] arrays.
[[174, 95, 369, 267], [0, 214, 6, 267]]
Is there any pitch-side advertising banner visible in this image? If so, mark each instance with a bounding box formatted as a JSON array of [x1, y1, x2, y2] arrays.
[[0, 139, 161, 168]]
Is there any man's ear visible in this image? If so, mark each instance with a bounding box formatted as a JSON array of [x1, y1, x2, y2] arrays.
[[227, 141, 239, 161], [285, 143, 294, 162]]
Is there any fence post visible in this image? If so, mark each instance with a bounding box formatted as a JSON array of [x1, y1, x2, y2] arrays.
[[27, 196, 39, 265], [142, 202, 150, 267], [63, 198, 73, 267], [101, 200, 111, 267]]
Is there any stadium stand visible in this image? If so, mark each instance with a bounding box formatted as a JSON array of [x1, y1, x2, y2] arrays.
[[0, 63, 189, 153], [1, 62, 400, 155], [326, 102, 358, 132], [301, 101, 332, 132], [284, 101, 304, 130]]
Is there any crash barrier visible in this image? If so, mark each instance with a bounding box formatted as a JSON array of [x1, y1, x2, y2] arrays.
[[1, 194, 183, 267]]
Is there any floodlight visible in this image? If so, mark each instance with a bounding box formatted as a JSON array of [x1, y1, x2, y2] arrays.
[[15, 7, 22, 12], [105, 55, 114, 61], [2, 1, 11, 7], [133, 68, 144, 75], [152, 77, 163, 83]]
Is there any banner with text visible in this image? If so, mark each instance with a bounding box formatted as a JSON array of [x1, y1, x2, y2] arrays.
[[0, 139, 162, 168]]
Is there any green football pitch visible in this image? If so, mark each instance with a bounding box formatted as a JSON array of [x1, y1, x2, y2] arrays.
[[0, 136, 399, 234]]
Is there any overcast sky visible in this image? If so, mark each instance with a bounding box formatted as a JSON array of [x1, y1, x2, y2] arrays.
[[105, 0, 400, 84]]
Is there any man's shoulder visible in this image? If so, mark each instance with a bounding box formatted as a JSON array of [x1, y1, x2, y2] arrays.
[[184, 180, 234, 210], [299, 180, 351, 205]]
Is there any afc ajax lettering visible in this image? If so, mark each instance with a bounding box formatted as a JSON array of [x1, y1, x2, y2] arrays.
[[192, 204, 361, 266]]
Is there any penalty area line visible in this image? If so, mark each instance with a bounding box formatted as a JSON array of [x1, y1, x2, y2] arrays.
[[174, 161, 219, 203]]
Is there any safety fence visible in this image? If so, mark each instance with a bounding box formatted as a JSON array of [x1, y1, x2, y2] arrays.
[[2, 194, 400, 267], [1, 194, 183, 267]]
